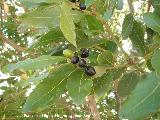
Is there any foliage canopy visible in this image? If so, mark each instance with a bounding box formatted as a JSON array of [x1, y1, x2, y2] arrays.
[[1, 0, 160, 119]]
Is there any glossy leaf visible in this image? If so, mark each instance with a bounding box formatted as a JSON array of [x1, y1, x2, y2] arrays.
[[28, 72, 49, 82], [97, 51, 113, 65], [116, 0, 123, 10], [99, 40, 117, 53], [60, 2, 76, 47], [103, 10, 112, 20], [151, 49, 160, 73], [18, 0, 61, 8], [120, 72, 160, 120], [77, 39, 106, 48], [72, 10, 85, 23], [117, 72, 140, 97], [122, 13, 134, 39], [95, 0, 106, 14], [143, 13, 160, 34], [20, 6, 60, 28], [76, 29, 106, 48], [94, 66, 107, 78], [86, 15, 104, 34], [32, 29, 65, 48], [152, 0, 160, 16], [50, 44, 68, 56], [129, 21, 147, 56], [85, 0, 95, 8], [147, 59, 155, 71], [92, 72, 113, 100], [22, 64, 75, 112], [2, 55, 66, 73], [66, 69, 93, 105]]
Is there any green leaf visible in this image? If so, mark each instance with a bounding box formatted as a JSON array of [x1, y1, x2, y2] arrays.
[[2, 55, 66, 73], [151, 49, 160, 73], [117, 72, 140, 97], [66, 69, 93, 105], [97, 51, 113, 65], [120, 72, 160, 120], [50, 44, 68, 56], [92, 72, 113, 100], [146, 59, 155, 71], [77, 39, 106, 48], [129, 21, 147, 56], [32, 28, 65, 48], [122, 13, 134, 39], [116, 0, 123, 10], [87, 51, 99, 65], [76, 29, 106, 48], [99, 40, 117, 53], [72, 10, 85, 23], [28, 72, 49, 82], [110, 67, 126, 80], [85, 0, 95, 8], [152, 0, 160, 16], [0, 86, 8, 90], [60, 2, 76, 47], [143, 12, 160, 34], [95, 0, 106, 14], [103, 9, 113, 20], [18, 0, 61, 8], [20, 6, 60, 28], [94, 66, 107, 78], [22, 64, 75, 112], [86, 15, 104, 34]]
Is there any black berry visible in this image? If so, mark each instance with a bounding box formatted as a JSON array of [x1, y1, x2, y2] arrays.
[[79, 59, 86, 67], [71, 56, 79, 64], [80, 48, 89, 58], [85, 66, 96, 76], [79, 3, 86, 10]]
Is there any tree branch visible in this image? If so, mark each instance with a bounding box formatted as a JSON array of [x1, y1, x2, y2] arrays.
[[147, 0, 152, 12], [113, 80, 121, 120], [127, 0, 134, 14], [86, 95, 101, 120]]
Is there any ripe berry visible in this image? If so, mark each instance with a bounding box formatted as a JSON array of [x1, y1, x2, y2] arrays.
[[80, 48, 89, 58], [79, 3, 86, 10], [85, 66, 96, 76], [79, 59, 86, 67], [71, 56, 79, 64]]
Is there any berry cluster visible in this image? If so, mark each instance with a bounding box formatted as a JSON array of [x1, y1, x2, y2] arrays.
[[70, 0, 86, 10], [71, 48, 96, 76]]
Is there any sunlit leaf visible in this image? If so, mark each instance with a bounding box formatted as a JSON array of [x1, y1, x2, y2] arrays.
[[23, 64, 75, 112], [66, 69, 93, 105], [120, 72, 160, 120], [2, 55, 66, 73], [60, 2, 76, 47]]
